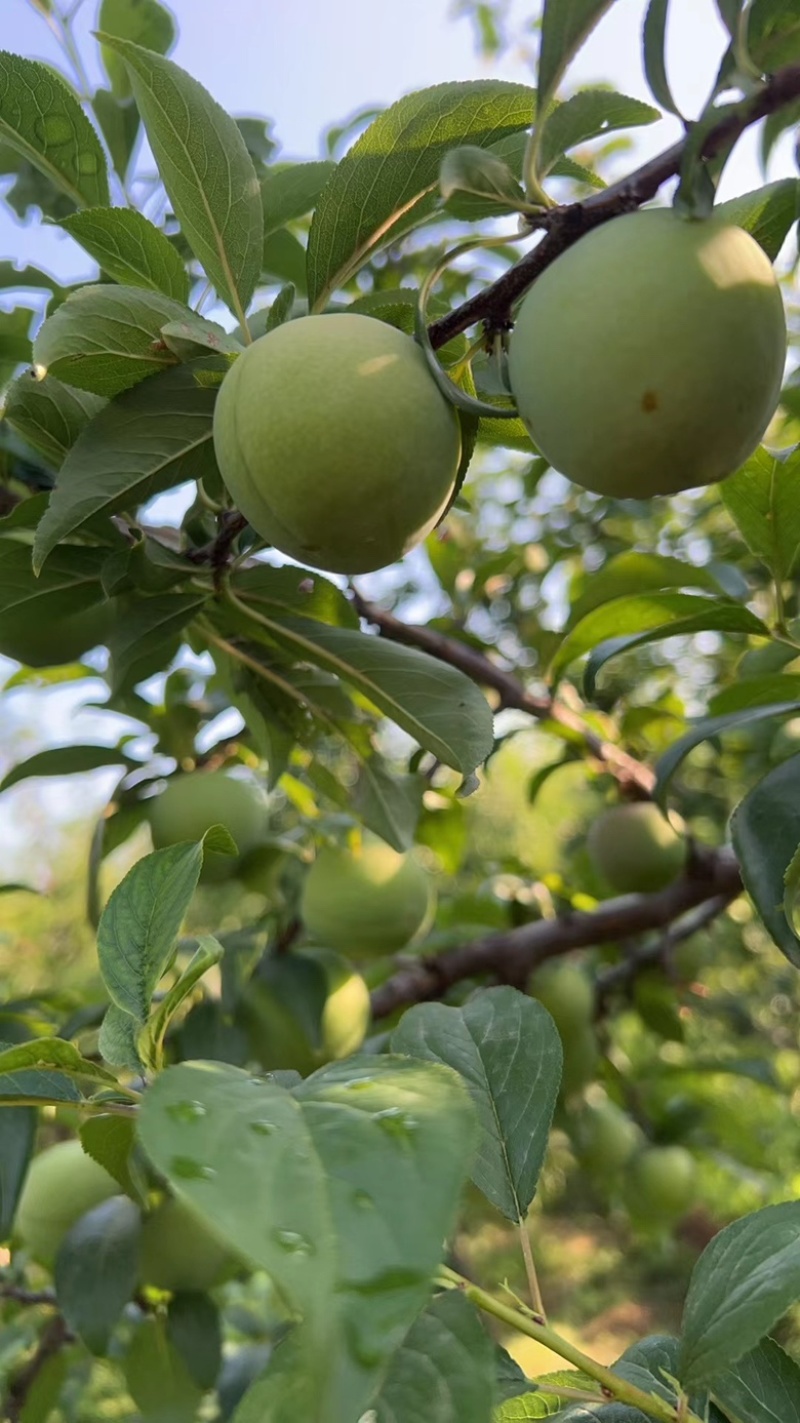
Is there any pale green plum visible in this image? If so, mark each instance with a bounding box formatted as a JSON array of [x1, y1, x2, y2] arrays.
[[148, 771, 267, 882], [212, 313, 461, 574], [139, 1195, 244, 1292], [573, 1097, 641, 1175], [301, 840, 435, 958], [587, 804, 686, 895], [15, 1139, 120, 1266], [559, 1024, 600, 1101], [527, 961, 594, 1034], [241, 947, 371, 1075], [625, 1145, 697, 1222], [508, 209, 786, 498]]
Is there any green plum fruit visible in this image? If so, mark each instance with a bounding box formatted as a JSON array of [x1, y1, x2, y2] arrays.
[[148, 770, 268, 881], [139, 1195, 244, 1292], [625, 1145, 697, 1222], [300, 840, 435, 958], [527, 961, 594, 1034], [587, 803, 686, 895], [15, 1139, 120, 1266], [212, 313, 462, 574], [508, 208, 786, 498], [559, 1023, 600, 1101], [240, 947, 371, 1075], [573, 1097, 641, 1175], [0, 597, 113, 667]]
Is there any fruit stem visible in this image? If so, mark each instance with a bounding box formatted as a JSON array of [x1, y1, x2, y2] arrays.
[[436, 1265, 703, 1423]]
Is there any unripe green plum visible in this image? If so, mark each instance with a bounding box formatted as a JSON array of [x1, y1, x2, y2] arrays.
[[0, 598, 113, 667], [241, 947, 371, 1075], [15, 1139, 120, 1266], [212, 313, 461, 574], [625, 1145, 697, 1222], [508, 209, 786, 498], [148, 771, 267, 882], [573, 1097, 641, 1175], [559, 1024, 600, 1101], [587, 804, 686, 894], [301, 840, 435, 957], [139, 1195, 243, 1292], [527, 961, 594, 1034]]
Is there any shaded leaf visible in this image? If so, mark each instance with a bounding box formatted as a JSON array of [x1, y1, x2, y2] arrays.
[[655, 701, 800, 802], [0, 743, 134, 793], [721, 446, 800, 584], [93, 86, 140, 181], [262, 160, 335, 237], [730, 751, 800, 964], [57, 207, 190, 301], [716, 178, 800, 260], [642, 0, 681, 116], [33, 283, 189, 397], [124, 1316, 203, 1423], [539, 89, 659, 175], [167, 1292, 222, 1393], [373, 1292, 494, 1423], [567, 552, 724, 628], [98, 0, 176, 99], [0, 1105, 35, 1240], [537, 1, 620, 113], [55, 1194, 141, 1354], [3, 373, 106, 469], [0, 53, 109, 208], [713, 1336, 800, 1423]]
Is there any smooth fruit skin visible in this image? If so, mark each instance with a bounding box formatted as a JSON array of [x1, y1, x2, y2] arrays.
[[241, 947, 371, 1075], [212, 313, 462, 574], [528, 961, 594, 1033], [15, 1140, 120, 1266], [0, 599, 112, 667], [573, 1098, 641, 1174], [626, 1145, 697, 1221], [148, 771, 267, 882], [587, 803, 686, 895], [139, 1196, 243, 1292], [301, 841, 434, 958], [508, 209, 786, 498]]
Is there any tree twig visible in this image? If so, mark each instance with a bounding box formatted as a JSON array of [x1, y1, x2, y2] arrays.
[[5, 1314, 74, 1423], [429, 63, 800, 350], [370, 847, 742, 1019], [351, 589, 655, 796], [594, 890, 736, 1011]]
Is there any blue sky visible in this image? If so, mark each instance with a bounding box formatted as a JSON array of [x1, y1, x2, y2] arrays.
[[0, 0, 795, 879]]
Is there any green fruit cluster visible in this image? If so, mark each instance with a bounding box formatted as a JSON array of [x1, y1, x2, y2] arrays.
[[147, 770, 268, 882], [213, 313, 462, 575], [587, 803, 687, 895], [15, 1140, 243, 1293], [508, 209, 785, 499], [301, 840, 435, 958], [239, 947, 371, 1076], [527, 960, 599, 1101]]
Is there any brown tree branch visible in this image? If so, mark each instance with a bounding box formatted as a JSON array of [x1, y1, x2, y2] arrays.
[[370, 846, 742, 1019], [429, 63, 800, 350], [594, 889, 738, 1012], [5, 1315, 73, 1423], [351, 589, 655, 796]]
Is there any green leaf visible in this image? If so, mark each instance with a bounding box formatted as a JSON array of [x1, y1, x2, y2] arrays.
[[654, 701, 800, 801], [392, 987, 561, 1222], [99, 1002, 142, 1070], [262, 160, 336, 237], [372, 1292, 494, 1423], [97, 842, 206, 1022], [167, 1293, 222, 1393], [98, 0, 176, 99], [0, 1037, 83, 1106], [33, 284, 190, 397], [708, 674, 800, 714], [3, 373, 106, 470], [231, 562, 358, 629], [124, 1316, 203, 1423], [713, 1337, 800, 1423], [679, 1201, 800, 1388], [567, 552, 724, 628], [56, 208, 190, 302], [642, 0, 682, 116], [721, 446, 800, 582], [0, 53, 109, 209], [730, 752, 800, 964], [93, 87, 140, 181], [98, 35, 263, 322], [0, 307, 34, 381], [306, 80, 535, 309], [107, 592, 209, 693], [537, 1, 620, 113], [55, 1195, 141, 1354], [716, 179, 800, 260], [747, 0, 800, 73], [0, 743, 134, 793], [80, 1113, 143, 1200], [0, 1037, 119, 1090], [0, 1105, 35, 1240], [32, 361, 220, 570], [539, 89, 659, 175], [761, 98, 800, 172], [0, 259, 65, 295], [262, 228, 308, 292], [440, 145, 524, 205], [551, 592, 767, 687], [139, 1056, 478, 1422], [160, 314, 242, 363], [243, 614, 494, 779], [715, 0, 745, 37], [351, 757, 423, 854], [0, 543, 107, 635]]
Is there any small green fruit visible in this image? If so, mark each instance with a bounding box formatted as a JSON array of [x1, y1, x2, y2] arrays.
[[241, 948, 371, 1075], [508, 209, 786, 498], [587, 804, 686, 895], [139, 1195, 243, 1292], [573, 1098, 641, 1174], [528, 961, 594, 1034], [559, 1024, 600, 1101], [626, 1145, 697, 1222], [15, 1139, 120, 1266], [301, 841, 435, 957], [212, 313, 462, 574], [148, 771, 267, 882]]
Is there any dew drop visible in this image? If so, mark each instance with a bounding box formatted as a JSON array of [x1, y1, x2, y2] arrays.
[[170, 1156, 215, 1182], [374, 1107, 418, 1137], [249, 1119, 275, 1136], [77, 150, 99, 174], [35, 114, 73, 146], [273, 1228, 314, 1255], [166, 1099, 207, 1124], [352, 1190, 375, 1211], [341, 1078, 375, 1092]]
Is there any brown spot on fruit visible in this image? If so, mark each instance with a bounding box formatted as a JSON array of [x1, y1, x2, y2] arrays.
[[641, 390, 658, 413]]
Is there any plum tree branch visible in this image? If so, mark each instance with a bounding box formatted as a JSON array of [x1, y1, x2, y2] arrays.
[[428, 62, 800, 350], [351, 589, 655, 795], [370, 846, 743, 1019]]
